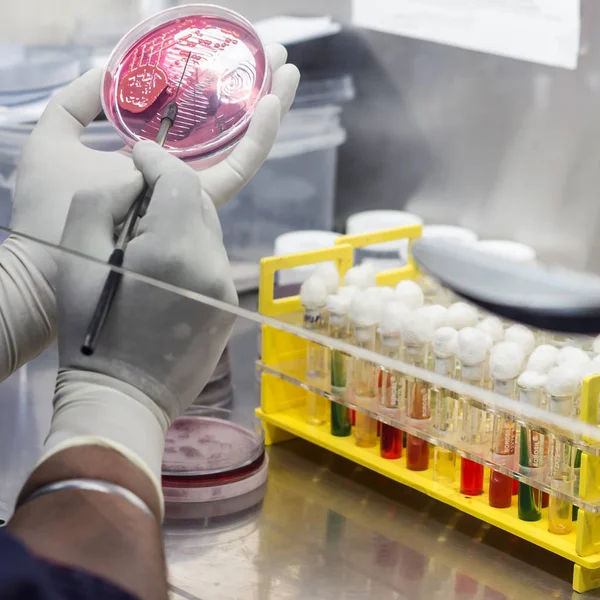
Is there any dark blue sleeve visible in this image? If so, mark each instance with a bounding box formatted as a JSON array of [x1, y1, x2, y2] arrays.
[[0, 529, 138, 600]]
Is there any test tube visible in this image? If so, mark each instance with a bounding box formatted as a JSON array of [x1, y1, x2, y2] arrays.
[[457, 328, 489, 496], [326, 293, 353, 437], [300, 277, 329, 425], [431, 326, 459, 484], [516, 371, 547, 522], [546, 366, 579, 535], [378, 301, 409, 459], [488, 342, 524, 508], [349, 292, 380, 448], [401, 307, 436, 471]]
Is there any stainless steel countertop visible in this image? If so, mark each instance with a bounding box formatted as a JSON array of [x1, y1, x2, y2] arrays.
[[165, 295, 583, 600]]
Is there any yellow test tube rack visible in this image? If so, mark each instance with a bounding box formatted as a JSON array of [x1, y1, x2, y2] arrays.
[[255, 225, 600, 593]]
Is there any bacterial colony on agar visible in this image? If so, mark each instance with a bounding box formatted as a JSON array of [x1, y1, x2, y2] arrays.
[[103, 11, 270, 162]]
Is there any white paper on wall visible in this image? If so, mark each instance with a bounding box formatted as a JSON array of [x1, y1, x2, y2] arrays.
[[352, 0, 580, 70]]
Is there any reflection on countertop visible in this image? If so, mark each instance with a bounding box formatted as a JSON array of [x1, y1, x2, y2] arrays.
[[164, 295, 580, 600]]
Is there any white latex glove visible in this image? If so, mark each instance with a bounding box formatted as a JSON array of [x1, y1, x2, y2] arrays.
[[41, 142, 237, 510], [1, 44, 298, 381]]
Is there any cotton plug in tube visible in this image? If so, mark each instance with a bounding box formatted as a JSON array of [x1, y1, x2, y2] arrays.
[[431, 326, 459, 484], [313, 262, 340, 295], [395, 280, 424, 310], [446, 302, 478, 331], [488, 342, 524, 508], [300, 277, 329, 425], [557, 346, 590, 368], [401, 307, 436, 471], [327, 293, 353, 437], [504, 324, 535, 356], [378, 301, 410, 459], [517, 371, 547, 522], [420, 304, 448, 330], [344, 265, 377, 290], [349, 292, 381, 448], [476, 316, 504, 344], [457, 327, 489, 496], [527, 345, 559, 375], [546, 366, 579, 535]]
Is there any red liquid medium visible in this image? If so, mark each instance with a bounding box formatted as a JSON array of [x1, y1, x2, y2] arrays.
[[461, 459, 483, 496], [542, 492, 549, 508], [513, 477, 519, 495], [489, 471, 513, 508], [104, 11, 270, 162], [380, 424, 402, 459], [406, 434, 429, 471]]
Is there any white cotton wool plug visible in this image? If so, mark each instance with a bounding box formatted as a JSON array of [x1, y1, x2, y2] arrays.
[[457, 327, 489, 366], [432, 326, 458, 357], [517, 370, 547, 390], [300, 276, 328, 309], [344, 265, 376, 289], [400, 307, 436, 345], [476, 316, 504, 343], [326, 293, 352, 315], [557, 346, 590, 367], [526, 345, 559, 374], [312, 262, 340, 295], [420, 304, 447, 329], [546, 366, 581, 398], [594, 336, 600, 354], [349, 291, 381, 327], [380, 301, 410, 335], [338, 284, 359, 299], [489, 342, 525, 380], [395, 280, 424, 310], [446, 302, 478, 330], [504, 324, 535, 355]]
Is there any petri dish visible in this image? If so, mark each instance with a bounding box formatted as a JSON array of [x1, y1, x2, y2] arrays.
[[162, 406, 264, 477], [101, 4, 271, 165]]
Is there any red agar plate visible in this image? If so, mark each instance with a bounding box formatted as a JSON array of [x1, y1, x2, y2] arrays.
[[102, 5, 271, 165]]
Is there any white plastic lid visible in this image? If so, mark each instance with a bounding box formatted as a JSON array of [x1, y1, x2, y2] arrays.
[[346, 210, 423, 253], [474, 240, 537, 264], [274, 230, 340, 286], [399, 224, 478, 260]]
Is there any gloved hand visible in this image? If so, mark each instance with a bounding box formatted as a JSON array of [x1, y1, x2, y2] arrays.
[[40, 141, 237, 512], [0, 44, 298, 381]]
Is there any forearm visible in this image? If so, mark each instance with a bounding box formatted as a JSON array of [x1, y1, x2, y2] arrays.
[[0, 236, 55, 380], [9, 445, 167, 600]]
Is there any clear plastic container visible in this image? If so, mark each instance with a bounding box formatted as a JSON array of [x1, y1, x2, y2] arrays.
[[0, 46, 80, 106], [101, 4, 271, 165]]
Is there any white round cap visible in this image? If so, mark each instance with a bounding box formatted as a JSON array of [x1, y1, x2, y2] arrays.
[[346, 210, 423, 253], [274, 230, 341, 286], [474, 240, 537, 264]]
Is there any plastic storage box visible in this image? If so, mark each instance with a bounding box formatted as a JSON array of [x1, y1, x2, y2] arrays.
[[0, 73, 353, 273]]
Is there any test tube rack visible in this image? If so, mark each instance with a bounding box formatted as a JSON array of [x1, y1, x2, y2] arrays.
[[255, 225, 600, 593]]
